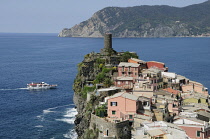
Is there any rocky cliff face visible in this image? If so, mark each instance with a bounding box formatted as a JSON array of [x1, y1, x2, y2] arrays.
[[58, 1, 210, 38]]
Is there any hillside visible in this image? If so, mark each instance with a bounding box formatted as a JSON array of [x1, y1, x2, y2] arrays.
[[58, 0, 210, 38]]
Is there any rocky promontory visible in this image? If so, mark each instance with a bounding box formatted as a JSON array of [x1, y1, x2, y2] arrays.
[[59, 0, 210, 38], [73, 34, 209, 139]]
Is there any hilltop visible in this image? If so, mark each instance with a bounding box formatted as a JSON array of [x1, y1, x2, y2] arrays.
[[59, 0, 210, 38]]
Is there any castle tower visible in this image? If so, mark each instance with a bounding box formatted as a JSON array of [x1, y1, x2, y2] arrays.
[[104, 33, 112, 49]]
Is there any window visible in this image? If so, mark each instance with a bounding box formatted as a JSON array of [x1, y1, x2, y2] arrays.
[[143, 101, 147, 106], [118, 81, 120, 85], [111, 102, 117, 106], [112, 111, 116, 115], [197, 131, 201, 137], [126, 81, 128, 85]]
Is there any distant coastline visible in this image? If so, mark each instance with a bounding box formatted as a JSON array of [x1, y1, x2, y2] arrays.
[[59, 1, 210, 38]]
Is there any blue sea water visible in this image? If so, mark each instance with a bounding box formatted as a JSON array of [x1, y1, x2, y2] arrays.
[[0, 33, 209, 139]]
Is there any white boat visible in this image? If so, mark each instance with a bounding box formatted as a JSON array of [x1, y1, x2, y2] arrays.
[[27, 82, 57, 90]]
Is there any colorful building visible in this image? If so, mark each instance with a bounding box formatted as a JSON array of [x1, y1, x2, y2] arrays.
[[118, 62, 140, 79], [107, 92, 140, 121]]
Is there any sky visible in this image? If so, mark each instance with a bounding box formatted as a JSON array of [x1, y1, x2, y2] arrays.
[[0, 0, 207, 33]]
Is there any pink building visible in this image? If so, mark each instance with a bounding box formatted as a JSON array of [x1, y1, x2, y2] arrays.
[[107, 92, 140, 121], [118, 62, 140, 79]]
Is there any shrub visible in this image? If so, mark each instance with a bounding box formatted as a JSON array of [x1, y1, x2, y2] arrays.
[[120, 51, 138, 62]]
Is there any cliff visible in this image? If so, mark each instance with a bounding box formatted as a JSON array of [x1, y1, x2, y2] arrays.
[[59, 0, 210, 38], [73, 34, 138, 138]]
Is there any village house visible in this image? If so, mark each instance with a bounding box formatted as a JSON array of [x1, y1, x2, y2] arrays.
[[182, 93, 208, 106], [161, 72, 188, 90], [181, 103, 209, 114], [114, 76, 134, 92], [117, 62, 140, 78], [142, 68, 163, 90], [133, 78, 154, 97], [133, 68, 163, 95], [114, 62, 140, 92], [182, 80, 208, 96], [133, 121, 188, 139], [107, 92, 140, 122], [163, 87, 180, 97], [173, 117, 210, 139], [128, 58, 147, 70]]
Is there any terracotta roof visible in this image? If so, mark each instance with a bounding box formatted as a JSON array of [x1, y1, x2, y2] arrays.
[[147, 61, 165, 70], [163, 88, 180, 95]]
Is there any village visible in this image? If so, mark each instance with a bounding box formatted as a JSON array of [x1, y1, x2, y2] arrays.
[[77, 34, 210, 139]]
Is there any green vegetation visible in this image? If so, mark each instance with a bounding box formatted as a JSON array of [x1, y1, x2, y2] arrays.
[[81, 86, 96, 99], [120, 51, 139, 62], [93, 67, 114, 87], [95, 104, 107, 117]]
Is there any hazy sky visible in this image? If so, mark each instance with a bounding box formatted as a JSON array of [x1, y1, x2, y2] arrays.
[[0, 0, 207, 33]]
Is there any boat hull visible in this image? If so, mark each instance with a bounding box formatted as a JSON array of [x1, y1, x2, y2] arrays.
[[27, 85, 57, 90], [27, 82, 57, 90]]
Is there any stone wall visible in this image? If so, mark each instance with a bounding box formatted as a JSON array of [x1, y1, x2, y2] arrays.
[[90, 114, 131, 139]]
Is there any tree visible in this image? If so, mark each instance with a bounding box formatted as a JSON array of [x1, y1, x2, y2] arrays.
[[103, 78, 113, 88]]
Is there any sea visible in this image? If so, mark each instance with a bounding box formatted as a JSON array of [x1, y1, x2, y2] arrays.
[[0, 33, 209, 139]]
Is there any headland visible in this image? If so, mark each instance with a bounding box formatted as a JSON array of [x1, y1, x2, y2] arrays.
[[73, 33, 209, 139]]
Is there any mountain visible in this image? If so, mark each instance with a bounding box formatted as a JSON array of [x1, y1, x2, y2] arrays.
[[58, 0, 210, 38]]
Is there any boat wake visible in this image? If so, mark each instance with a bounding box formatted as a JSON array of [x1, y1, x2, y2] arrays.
[[0, 88, 28, 91]]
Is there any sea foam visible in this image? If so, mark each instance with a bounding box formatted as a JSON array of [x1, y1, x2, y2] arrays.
[[56, 108, 78, 124], [63, 129, 78, 139]]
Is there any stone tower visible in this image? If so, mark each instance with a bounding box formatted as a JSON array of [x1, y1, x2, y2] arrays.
[[101, 33, 115, 55], [104, 33, 112, 49]]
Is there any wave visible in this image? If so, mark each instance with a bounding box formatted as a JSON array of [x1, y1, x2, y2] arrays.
[[43, 109, 56, 114], [35, 125, 44, 128], [63, 129, 78, 139], [64, 108, 78, 118], [55, 108, 78, 124], [42, 104, 75, 114], [55, 118, 75, 124]]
